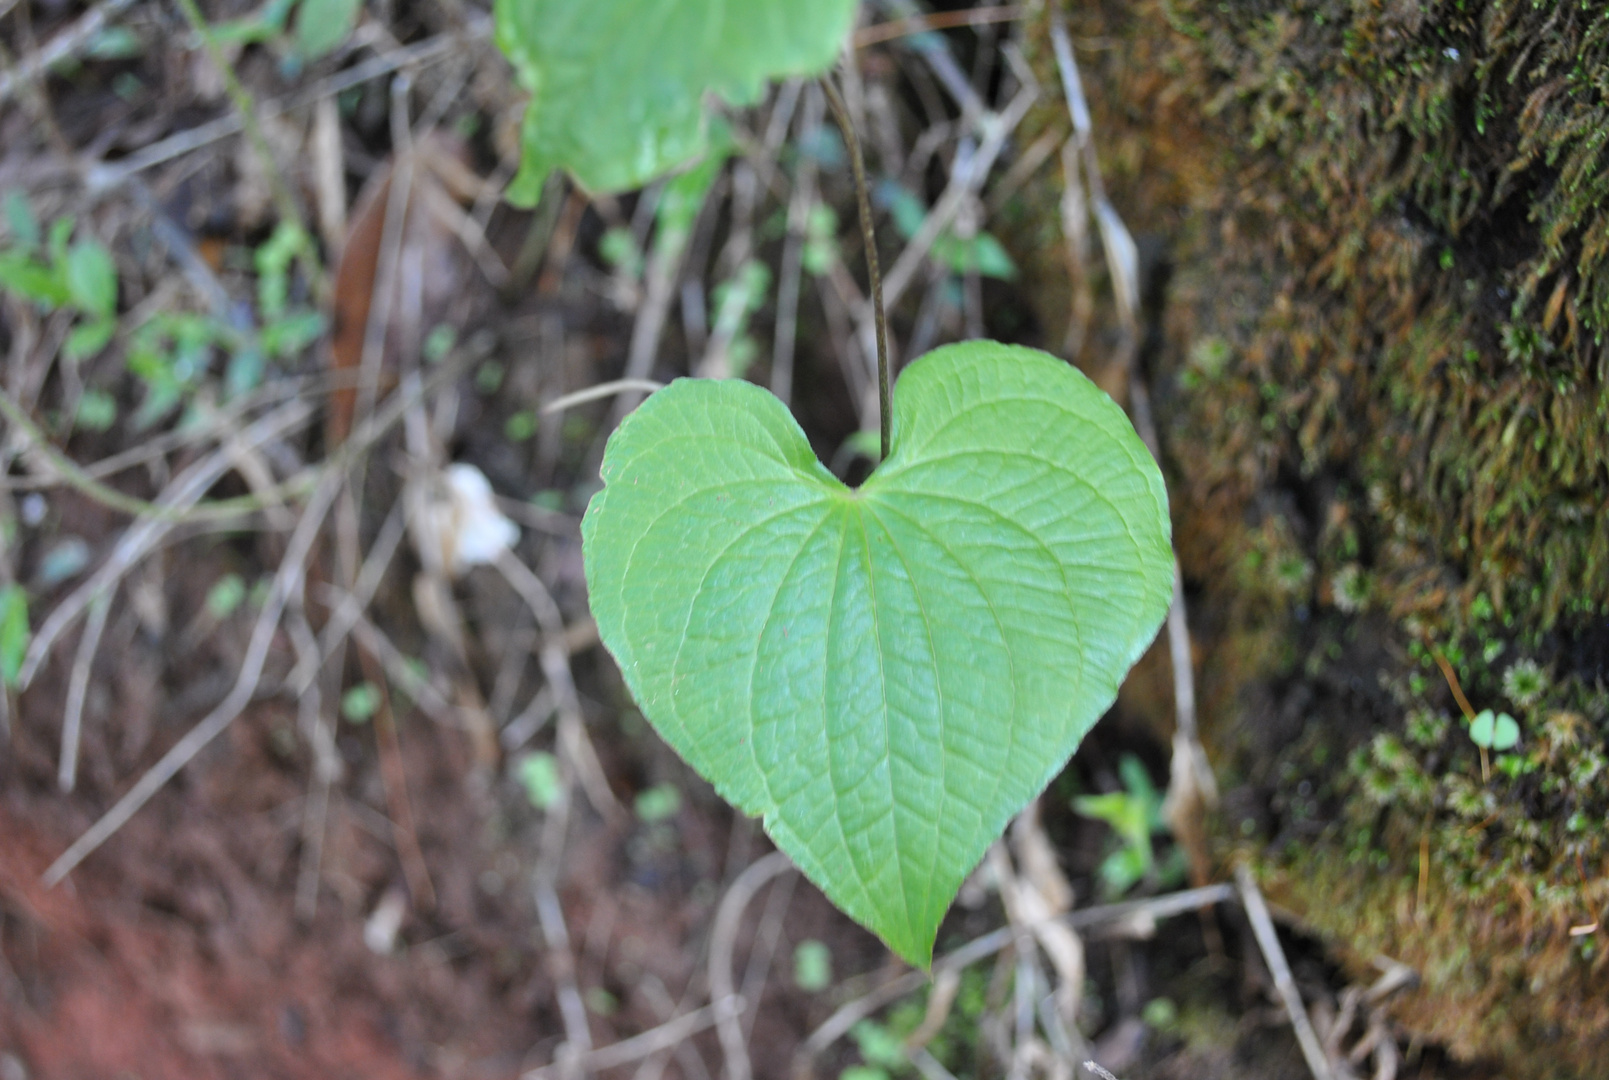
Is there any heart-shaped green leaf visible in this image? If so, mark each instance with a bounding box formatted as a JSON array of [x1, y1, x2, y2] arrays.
[[494, 0, 857, 201], [582, 342, 1173, 964]]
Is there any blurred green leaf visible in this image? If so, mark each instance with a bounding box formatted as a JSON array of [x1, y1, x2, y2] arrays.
[[205, 573, 247, 619], [4, 192, 40, 250], [850, 1021, 905, 1068], [793, 939, 833, 992], [515, 751, 562, 809], [75, 388, 119, 432], [504, 410, 539, 442], [65, 317, 116, 361], [0, 585, 29, 687], [494, 0, 854, 199], [86, 26, 144, 59], [341, 681, 381, 723], [294, 0, 362, 60], [1471, 709, 1520, 752], [633, 782, 681, 823], [66, 241, 117, 320], [0, 251, 69, 307]]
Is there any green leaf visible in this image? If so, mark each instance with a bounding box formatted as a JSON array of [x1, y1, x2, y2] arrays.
[[582, 342, 1173, 964], [0, 584, 29, 687], [1491, 712, 1520, 751], [851, 1021, 906, 1069], [515, 751, 562, 809], [65, 241, 118, 320], [294, 0, 362, 60], [4, 191, 40, 250], [65, 317, 116, 361], [75, 388, 119, 432], [341, 681, 381, 723], [0, 251, 69, 307], [1470, 708, 1521, 752], [634, 782, 682, 823], [494, 0, 857, 200], [793, 939, 833, 992], [205, 573, 247, 619]]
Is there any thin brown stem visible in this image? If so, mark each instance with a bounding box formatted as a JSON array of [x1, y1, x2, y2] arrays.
[[821, 74, 890, 461]]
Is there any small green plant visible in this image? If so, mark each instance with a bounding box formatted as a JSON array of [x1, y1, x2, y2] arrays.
[[1073, 754, 1183, 898], [1502, 658, 1548, 707], [204, 574, 248, 620], [793, 939, 833, 992], [633, 782, 682, 823], [209, 0, 363, 63], [515, 751, 563, 810], [1, 209, 324, 431], [844, 1019, 908, 1080], [0, 584, 29, 688], [0, 211, 119, 363], [1469, 708, 1520, 782], [339, 681, 381, 724], [876, 181, 1017, 281]]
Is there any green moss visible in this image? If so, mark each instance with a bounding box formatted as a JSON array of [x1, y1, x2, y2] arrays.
[[1012, 1, 1609, 1071]]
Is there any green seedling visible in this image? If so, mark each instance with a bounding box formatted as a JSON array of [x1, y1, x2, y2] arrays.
[[1502, 659, 1548, 708], [633, 782, 682, 823], [340, 681, 381, 724], [1073, 754, 1180, 898], [1470, 708, 1520, 782], [876, 181, 1017, 281], [515, 751, 563, 810], [0, 212, 119, 367], [793, 939, 833, 992], [204, 573, 247, 620], [0, 585, 29, 687]]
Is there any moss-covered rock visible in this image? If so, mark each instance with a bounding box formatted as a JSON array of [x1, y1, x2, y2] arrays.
[[1009, 2, 1609, 1073]]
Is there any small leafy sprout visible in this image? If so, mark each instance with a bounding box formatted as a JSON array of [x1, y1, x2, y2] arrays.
[[793, 939, 833, 992], [1469, 708, 1520, 782], [1330, 563, 1370, 612], [1502, 659, 1549, 708], [802, 204, 839, 276], [1470, 709, 1520, 751], [515, 751, 562, 810], [423, 324, 457, 364], [504, 410, 539, 442], [1406, 708, 1450, 748], [1142, 996, 1179, 1031], [1274, 553, 1314, 595], [0, 212, 119, 362], [204, 573, 247, 620], [876, 181, 1016, 281], [850, 1019, 907, 1073], [75, 389, 119, 433], [708, 259, 772, 378], [633, 782, 681, 823], [598, 227, 644, 280], [0, 584, 29, 687], [340, 681, 381, 724], [1073, 755, 1177, 899]]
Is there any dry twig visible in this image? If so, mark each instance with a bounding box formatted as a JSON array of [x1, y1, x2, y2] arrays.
[[1235, 864, 1336, 1080]]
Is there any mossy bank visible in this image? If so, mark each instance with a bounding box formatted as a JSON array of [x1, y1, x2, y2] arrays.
[[1004, 2, 1609, 1073]]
